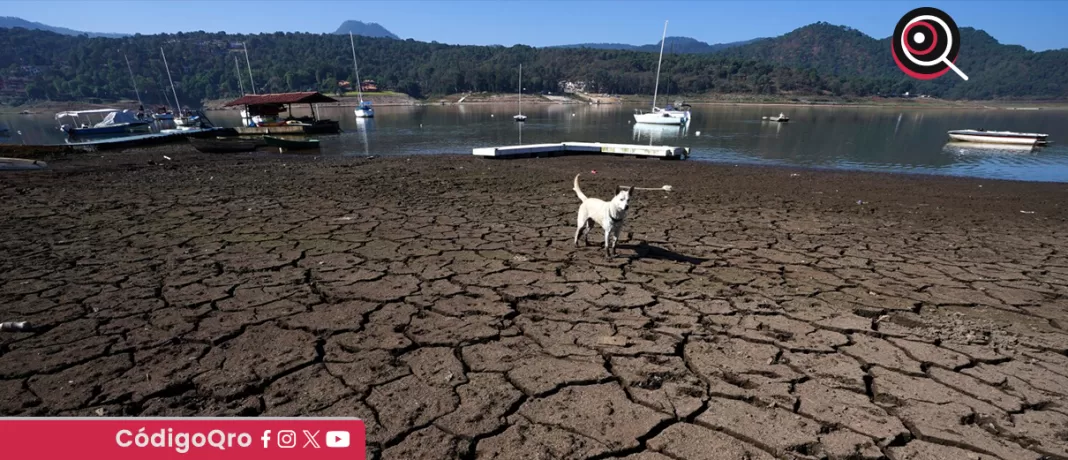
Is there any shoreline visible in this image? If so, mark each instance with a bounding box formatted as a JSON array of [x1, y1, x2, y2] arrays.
[[12, 145, 1068, 211], [7, 94, 1068, 114], [4, 141, 1067, 185]]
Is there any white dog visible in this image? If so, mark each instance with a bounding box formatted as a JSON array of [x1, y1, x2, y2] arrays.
[[573, 174, 632, 257]]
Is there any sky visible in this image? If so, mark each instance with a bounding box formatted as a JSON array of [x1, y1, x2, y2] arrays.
[[3, 0, 1067, 51]]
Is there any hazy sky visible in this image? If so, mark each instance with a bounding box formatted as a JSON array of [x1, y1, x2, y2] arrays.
[[4, 0, 1067, 51]]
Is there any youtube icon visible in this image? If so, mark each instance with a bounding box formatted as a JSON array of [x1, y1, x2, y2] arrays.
[[326, 431, 350, 448]]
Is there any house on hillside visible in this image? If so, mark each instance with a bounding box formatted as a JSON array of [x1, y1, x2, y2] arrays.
[[559, 81, 589, 94], [360, 80, 378, 92]]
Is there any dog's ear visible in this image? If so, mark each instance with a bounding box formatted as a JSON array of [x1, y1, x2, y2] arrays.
[[615, 185, 623, 195], [627, 186, 636, 196]]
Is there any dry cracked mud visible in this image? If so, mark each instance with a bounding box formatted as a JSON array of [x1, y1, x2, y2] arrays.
[[3, 148, 1068, 459]]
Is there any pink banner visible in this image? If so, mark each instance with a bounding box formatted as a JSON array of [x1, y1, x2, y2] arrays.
[[0, 418, 366, 460]]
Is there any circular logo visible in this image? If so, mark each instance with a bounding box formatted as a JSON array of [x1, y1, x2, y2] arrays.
[[892, 7, 968, 81]]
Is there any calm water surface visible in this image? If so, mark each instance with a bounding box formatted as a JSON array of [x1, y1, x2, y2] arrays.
[[4, 104, 1068, 182]]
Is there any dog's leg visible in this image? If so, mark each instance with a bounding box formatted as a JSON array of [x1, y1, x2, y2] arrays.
[[582, 219, 593, 246], [574, 209, 588, 247], [604, 225, 613, 258]]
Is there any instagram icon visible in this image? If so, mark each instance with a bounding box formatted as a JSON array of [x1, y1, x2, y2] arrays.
[[277, 430, 297, 449]]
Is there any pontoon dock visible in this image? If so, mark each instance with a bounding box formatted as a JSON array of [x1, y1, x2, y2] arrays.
[[472, 141, 689, 159]]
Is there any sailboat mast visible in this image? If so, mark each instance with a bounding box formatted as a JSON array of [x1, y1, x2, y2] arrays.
[[234, 55, 245, 95], [124, 53, 142, 107], [518, 64, 522, 115], [350, 32, 363, 103], [652, 20, 667, 109], [160, 79, 173, 111], [243, 42, 256, 95], [160, 48, 183, 117]]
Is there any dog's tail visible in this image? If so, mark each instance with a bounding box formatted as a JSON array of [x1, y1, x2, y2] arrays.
[[573, 174, 587, 202]]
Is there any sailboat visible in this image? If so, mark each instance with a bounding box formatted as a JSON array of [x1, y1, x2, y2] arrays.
[[350, 32, 374, 118], [514, 64, 527, 122], [634, 20, 690, 126], [123, 53, 146, 120], [160, 48, 201, 130]]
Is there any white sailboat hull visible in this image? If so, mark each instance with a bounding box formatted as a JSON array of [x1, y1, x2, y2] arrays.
[[354, 108, 374, 118], [634, 112, 687, 125]]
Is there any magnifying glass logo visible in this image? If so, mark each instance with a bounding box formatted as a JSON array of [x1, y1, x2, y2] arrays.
[[892, 7, 968, 81]]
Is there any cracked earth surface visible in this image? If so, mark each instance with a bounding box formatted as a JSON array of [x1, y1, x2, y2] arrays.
[[3, 150, 1068, 460]]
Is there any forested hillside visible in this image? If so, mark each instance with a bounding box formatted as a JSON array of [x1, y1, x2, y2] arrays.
[[719, 22, 1068, 100], [0, 23, 1063, 107]]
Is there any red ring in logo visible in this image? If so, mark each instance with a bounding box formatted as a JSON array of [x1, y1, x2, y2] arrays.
[[891, 44, 953, 80], [903, 21, 937, 55]]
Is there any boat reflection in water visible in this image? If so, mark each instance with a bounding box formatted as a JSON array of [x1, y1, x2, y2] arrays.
[[354, 117, 373, 155], [632, 123, 687, 145], [942, 141, 1040, 155]]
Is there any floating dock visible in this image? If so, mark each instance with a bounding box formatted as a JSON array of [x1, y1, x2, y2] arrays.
[[473, 141, 688, 160]]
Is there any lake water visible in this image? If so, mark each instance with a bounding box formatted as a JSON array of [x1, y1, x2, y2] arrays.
[[4, 104, 1068, 182]]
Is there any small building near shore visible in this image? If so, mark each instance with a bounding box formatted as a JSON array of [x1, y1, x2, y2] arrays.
[[223, 91, 341, 135]]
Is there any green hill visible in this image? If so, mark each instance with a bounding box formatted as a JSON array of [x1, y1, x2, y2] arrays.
[[0, 23, 1064, 107], [718, 22, 1068, 99]]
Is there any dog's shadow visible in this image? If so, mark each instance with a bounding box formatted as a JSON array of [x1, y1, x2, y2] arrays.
[[617, 241, 708, 264]]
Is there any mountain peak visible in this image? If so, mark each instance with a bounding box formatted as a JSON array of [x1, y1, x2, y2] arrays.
[[555, 36, 759, 54], [0, 16, 126, 38], [333, 20, 399, 39]]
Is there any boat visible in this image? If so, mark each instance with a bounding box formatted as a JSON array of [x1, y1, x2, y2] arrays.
[[152, 108, 175, 121], [514, 64, 527, 122], [349, 33, 374, 118], [0, 124, 9, 136], [947, 129, 1049, 146], [175, 110, 205, 130], [123, 53, 147, 122], [57, 109, 152, 137], [763, 112, 789, 122], [634, 20, 689, 126], [264, 135, 320, 152], [160, 48, 202, 130], [188, 136, 260, 153]]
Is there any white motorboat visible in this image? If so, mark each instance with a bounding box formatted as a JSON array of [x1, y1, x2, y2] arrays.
[[349, 33, 374, 118], [57, 109, 152, 137], [763, 112, 789, 122], [634, 20, 689, 126], [514, 63, 527, 122], [947, 129, 1048, 146]]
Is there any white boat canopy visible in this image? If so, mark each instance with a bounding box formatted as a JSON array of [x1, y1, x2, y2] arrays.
[[55, 108, 121, 120], [93, 110, 140, 127]]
